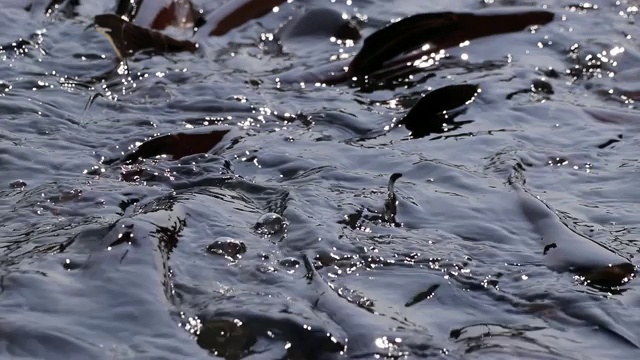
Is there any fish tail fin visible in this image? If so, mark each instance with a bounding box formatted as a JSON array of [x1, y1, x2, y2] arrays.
[[507, 163, 526, 188]]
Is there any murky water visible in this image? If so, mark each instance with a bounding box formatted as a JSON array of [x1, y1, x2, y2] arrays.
[[1, 0, 640, 359]]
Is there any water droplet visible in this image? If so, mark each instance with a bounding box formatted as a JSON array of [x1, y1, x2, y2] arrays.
[[63, 258, 82, 270], [254, 213, 287, 235], [279, 258, 300, 268], [548, 157, 569, 166], [531, 79, 554, 94], [257, 264, 277, 273], [10, 180, 27, 189], [206, 237, 247, 258]]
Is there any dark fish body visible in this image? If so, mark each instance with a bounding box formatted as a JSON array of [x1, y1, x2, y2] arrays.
[[100, 0, 289, 59], [115, 0, 200, 30], [348, 9, 554, 78], [395, 84, 480, 138], [383, 173, 402, 223], [135, 0, 198, 30], [114, 126, 233, 164], [115, 0, 284, 36], [400, 84, 479, 125], [94, 14, 197, 59], [98, 3, 554, 88], [285, 9, 554, 86]]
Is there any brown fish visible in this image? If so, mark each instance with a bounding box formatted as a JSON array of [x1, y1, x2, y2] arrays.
[[277, 9, 554, 86], [115, 0, 200, 30], [98, 0, 288, 59], [348, 10, 554, 78], [94, 13, 198, 60], [115, 0, 286, 36], [115, 127, 232, 164], [398, 83, 480, 138]]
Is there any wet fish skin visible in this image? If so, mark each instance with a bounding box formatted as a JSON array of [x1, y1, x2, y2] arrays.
[[115, 0, 201, 30], [195, 0, 288, 39], [348, 10, 555, 79], [398, 84, 480, 138], [94, 13, 198, 60], [116, 127, 231, 164], [286, 10, 554, 87], [383, 173, 402, 224], [115, 0, 140, 20]]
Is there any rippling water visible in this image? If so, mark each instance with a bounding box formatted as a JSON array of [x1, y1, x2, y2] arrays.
[[1, 0, 640, 359]]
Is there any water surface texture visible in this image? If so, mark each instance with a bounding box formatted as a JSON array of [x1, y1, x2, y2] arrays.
[[1, 0, 640, 359]]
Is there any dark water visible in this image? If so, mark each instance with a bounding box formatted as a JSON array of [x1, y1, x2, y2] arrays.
[[1, 0, 640, 359]]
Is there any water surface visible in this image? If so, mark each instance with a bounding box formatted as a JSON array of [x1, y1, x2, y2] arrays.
[[1, 0, 639, 359]]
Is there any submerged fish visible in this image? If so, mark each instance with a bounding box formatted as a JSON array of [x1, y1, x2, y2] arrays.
[[508, 167, 635, 288], [275, 7, 361, 43]]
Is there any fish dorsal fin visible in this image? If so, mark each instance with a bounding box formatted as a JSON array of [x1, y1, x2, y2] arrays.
[[399, 84, 480, 138]]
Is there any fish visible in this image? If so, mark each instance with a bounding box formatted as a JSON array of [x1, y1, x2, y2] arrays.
[[508, 166, 635, 288], [93, 13, 198, 60], [275, 7, 361, 43], [397, 84, 480, 139], [277, 9, 554, 87], [383, 173, 402, 224], [348, 9, 554, 79], [102, 126, 233, 165], [114, 0, 288, 37], [96, 4, 554, 92], [405, 284, 440, 308], [96, 0, 288, 59], [115, 0, 201, 30], [97, 4, 553, 74]]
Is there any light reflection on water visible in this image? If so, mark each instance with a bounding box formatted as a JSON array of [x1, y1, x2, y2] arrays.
[[0, 0, 638, 359]]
